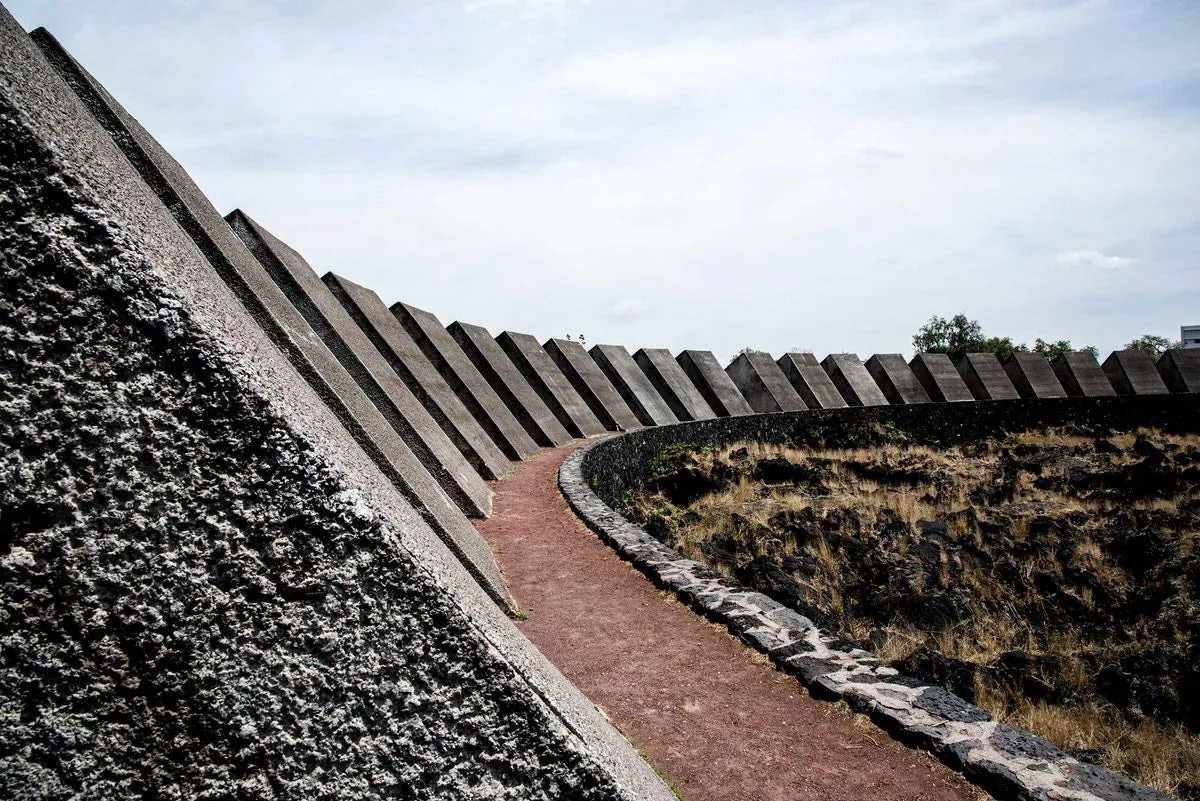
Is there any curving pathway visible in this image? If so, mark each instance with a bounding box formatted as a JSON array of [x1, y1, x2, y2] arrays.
[[476, 442, 982, 801]]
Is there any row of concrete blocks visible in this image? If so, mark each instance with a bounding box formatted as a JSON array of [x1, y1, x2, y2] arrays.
[[27, 24, 1200, 617], [725, 347, 1200, 412]]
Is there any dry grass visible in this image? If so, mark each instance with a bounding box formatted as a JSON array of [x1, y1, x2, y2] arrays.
[[975, 677, 1200, 798], [622, 426, 1200, 797]]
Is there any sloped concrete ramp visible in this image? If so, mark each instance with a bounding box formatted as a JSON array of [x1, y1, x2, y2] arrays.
[[0, 12, 673, 800]]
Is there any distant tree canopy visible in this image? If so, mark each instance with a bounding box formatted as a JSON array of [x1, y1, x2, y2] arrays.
[[912, 314, 1098, 362], [1123, 335, 1181, 362]]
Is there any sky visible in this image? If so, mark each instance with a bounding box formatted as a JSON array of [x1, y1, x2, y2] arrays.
[[8, 0, 1200, 363]]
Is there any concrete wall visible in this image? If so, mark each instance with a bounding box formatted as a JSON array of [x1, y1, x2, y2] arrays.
[[1, 13, 673, 800]]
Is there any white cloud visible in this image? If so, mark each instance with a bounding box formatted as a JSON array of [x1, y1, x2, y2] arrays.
[[11, 0, 1197, 358], [1056, 250, 1136, 270], [606, 298, 646, 320], [463, 0, 589, 18]]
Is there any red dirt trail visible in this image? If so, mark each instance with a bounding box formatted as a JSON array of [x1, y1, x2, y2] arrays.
[[475, 442, 982, 801]]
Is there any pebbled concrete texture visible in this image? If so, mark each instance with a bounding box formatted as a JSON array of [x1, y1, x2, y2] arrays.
[[563, 400, 1198, 801], [865, 354, 931, 405], [778, 354, 847, 410], [955, 353, 1020, 401], [449, 321, 571, 447], [590, 344, 678, 427], [544, 338, 642, 431], [29, 26, 511, 610], [1052, 352, 1117, 398], [0, 12, 674, 799], [323, 273, 513, 481], [393, 302, 540, 462], [228, 210, 494, 520], [909, 354, 974, 403], [1158, 349, 1200, 394], [726, 351, 807, 413], [677, 349, 754, 417], [820, 354, 888, 407], [1003, 353, 1067, 399], [496, 331, 605, 438], [634, 347, 717, 422], [1102, 351, 1169, 396]]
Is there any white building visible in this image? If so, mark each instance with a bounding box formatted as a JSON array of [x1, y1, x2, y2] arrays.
[[1183, 325, 1200, 349]]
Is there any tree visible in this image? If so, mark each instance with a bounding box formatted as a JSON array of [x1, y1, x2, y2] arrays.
[[912, 314, 1097, 361], [977, 336, 1025, 361], [1123, 335, 1178, 362], [911, 314, 985, 361]]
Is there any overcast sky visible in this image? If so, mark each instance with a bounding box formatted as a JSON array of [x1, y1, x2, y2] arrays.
[[9, 0, 1199, 362]]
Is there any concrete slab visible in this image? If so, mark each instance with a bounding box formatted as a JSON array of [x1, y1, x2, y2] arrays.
[[544, 338, 642, 431], [821, 354, 889, 407], [5, 20, 678, 795], [1157, 349, 1200, 394], [677, 350, 754, 417], [634, 348, 717, 421], [865, 354, 931, 405], [785, 352, 821, 368], [1102, 351, 1169, 396], [229, 211, 493, 520], [31, 28, 511, 610], [777, 353, 847, 409], [393, 302, 539, 461], [590, 344, 678, 426], [1051, 351, 1117, 397], [324, 273, 513, 480], [496, 330, 605, 438], [449, 321, 572, 447], [726, 352, 807, 413], [909, 354, 974, 402], [954, 353, 1020, 401], [1003, 353, 1067, 399]]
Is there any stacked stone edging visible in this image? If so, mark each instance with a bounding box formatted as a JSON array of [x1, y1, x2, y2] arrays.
[[561, 396, 1200, 801]]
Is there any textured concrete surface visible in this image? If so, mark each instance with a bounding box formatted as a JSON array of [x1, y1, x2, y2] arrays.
[[1102, 351, 1169, 396], [676, 350, 754, 417], [955, 353, 1020, 401], [1158, 349, 1200, 394], [1003, 353, 1067, 399], [392, 302, 539, 461], [634, 348, 717, 421], [229, 211, 494, 519], [865, 354, 931, 405], [590, 344, 678, 426], [785, 352, 821, 368], [545, 338, 642, 431], [726, 352, 807, 413], [496, 331, 605, 438], [1, 15, 673, 798], [449, 321, 571, 447], [909, 354, 974, 403], [777, 354, 847, 409], [1052, 352, 1117, 398], [30, 27, 511, 610], [820, 354, 888, 407], [324, 273, 512, 480]]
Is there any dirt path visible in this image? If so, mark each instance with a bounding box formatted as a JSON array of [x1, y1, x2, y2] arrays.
[[476, 442, 982, 801]]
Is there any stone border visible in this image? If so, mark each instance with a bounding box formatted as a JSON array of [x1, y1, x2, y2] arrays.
[[560, 425, 1175, 801]]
